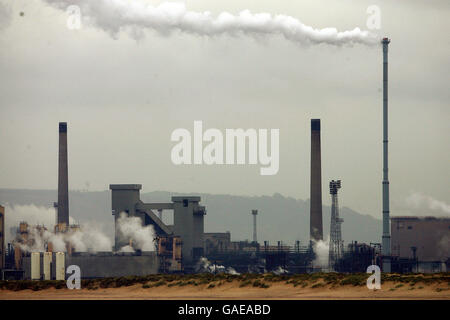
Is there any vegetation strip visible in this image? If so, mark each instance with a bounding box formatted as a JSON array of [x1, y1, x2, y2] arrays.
[[0, 273, 448, 292]]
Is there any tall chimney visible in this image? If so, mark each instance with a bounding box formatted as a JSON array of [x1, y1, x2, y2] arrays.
[[251, 210, 258, 243], [381, 38, 391, 272], [310, 119, 323, 242], [57, 122, 69, 227], [0, 205, 4, 270]]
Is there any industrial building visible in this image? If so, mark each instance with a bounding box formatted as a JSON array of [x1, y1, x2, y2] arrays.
[[204, 232, 231, 255], [21, 252, 159, 280], [110, 183, 206, 269], [390, 216, 450, 273]]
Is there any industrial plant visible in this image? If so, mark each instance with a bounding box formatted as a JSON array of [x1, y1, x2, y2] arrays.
[[0, 38, 449, 281]]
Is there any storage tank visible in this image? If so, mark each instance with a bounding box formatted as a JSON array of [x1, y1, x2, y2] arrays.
[[31, 252, 40, 280], [55, 252, 65, 280], [43, 252, 52, 280]]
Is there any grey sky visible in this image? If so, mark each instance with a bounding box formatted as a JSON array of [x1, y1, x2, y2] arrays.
[[0, 0, 449, 220]]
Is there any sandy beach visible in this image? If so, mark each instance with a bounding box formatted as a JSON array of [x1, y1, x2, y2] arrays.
[[1, 279, 449, 300]]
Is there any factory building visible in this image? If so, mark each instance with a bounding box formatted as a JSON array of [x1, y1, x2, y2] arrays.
[[204, 232, 231, 255], [391, 216, 449, 272], [22, 252, 159, 280], [110, 184, 206, 266]]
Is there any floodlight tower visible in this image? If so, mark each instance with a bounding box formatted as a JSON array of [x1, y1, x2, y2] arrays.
[[328, 180, 344, 270]]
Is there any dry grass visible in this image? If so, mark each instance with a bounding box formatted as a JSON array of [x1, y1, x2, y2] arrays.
[[0, 272, 448, 293]]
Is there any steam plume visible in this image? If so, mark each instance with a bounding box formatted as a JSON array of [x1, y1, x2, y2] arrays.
[[195, 257, 240, 275], [66, 225, 112, 252], [42, 0, 378, 46], [5, 204, 112, 252], [4, 204, 72, 243], [117, 212, 156, 252], [272, 266, 289, 275], [15, 224, 112, 253], [405, 192, 450, 217], [312, 239, 329, 269]]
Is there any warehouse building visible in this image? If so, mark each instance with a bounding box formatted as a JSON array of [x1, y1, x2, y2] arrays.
[[391, 216, 450, 272]]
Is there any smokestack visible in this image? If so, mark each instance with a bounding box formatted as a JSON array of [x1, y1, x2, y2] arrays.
[[381, 38, 391, 272], [57, 122, 69, 227], [251, 210, 258, 243], [310, 119, 323, 242], [0, 205, 4, 270]]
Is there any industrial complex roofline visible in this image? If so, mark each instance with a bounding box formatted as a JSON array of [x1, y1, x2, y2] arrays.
[[109, 184, 142, 190]]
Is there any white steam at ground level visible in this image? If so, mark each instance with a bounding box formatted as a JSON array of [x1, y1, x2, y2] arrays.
[[272, 266, 289, 275], [42, 0, 378, 46], [118, 245, 135, 253], [195, 257, 240, 275], [312, 239, 329, 270]]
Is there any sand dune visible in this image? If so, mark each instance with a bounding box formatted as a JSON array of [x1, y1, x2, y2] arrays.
[[1, 280, 449, 300]]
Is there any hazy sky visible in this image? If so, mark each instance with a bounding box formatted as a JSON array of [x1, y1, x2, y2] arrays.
[[0, 0, 449, 220]]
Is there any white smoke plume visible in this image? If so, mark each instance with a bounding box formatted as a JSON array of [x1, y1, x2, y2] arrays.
[[4, 204, 112, 252], [437, 235, 450, 259], [42, 0, 378, 46], [272, 266, 289, 275], [312, 239, 329, 270], [66, 225, 112, 252], [117, 212, 156, 252], [404, 192, 450, 217], [226, 266, 240, 275], [17, 226, 52, 252], [46, 231, 66, 252], [3, 204, 73, 243], [15, 224, 112, 253], [118, 245, 135, 253], [195, 257, 240, 275]]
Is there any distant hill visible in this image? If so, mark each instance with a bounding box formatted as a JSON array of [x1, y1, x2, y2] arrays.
[[0, 189, 381, 246]]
